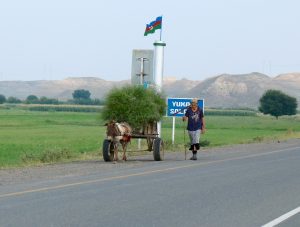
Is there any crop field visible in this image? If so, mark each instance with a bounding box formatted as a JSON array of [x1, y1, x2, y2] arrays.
[[0, 107, 300, 168]]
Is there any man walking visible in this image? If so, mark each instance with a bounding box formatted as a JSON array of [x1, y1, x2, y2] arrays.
[[182, 99, 205, 160]]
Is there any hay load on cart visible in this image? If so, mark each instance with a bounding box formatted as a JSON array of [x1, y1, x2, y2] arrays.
[[101, 85, 166, 161]]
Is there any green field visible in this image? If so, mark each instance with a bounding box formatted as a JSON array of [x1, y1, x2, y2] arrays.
[[1, 108, 300, 168]]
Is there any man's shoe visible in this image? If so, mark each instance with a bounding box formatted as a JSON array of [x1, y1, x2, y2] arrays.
[[190, 154, 197, 160]]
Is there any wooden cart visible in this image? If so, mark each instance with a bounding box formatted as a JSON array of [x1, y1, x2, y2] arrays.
[[102, 122, 164, 161]]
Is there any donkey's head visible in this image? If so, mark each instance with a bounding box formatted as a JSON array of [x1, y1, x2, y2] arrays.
[[105, 120, 121, 137]]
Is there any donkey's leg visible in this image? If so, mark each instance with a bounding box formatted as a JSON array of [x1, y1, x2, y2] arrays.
[[122, 142, 127, 161], [113, 143, 119, 161]]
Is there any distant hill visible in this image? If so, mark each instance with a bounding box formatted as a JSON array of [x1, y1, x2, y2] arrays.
[[184, 72, 300, 108], [163, 77, 201, 97], [0, 77, 129, 101], [0, 73, 299, 108]]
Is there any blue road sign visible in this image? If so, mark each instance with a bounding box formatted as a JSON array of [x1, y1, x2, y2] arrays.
[[167, 98, 204, 117]]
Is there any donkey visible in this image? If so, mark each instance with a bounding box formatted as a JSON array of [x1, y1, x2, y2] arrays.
[[105, 121, 132, 161]]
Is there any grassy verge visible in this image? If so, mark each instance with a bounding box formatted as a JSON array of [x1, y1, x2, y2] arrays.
[[0, 108, 299, 168], [162, 114, 300, 148]]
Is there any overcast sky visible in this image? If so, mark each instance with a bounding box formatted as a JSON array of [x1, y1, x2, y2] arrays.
[[0, 0, 299, 81]]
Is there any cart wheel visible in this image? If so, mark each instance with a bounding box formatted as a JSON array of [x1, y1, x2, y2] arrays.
[[102, 139, 114, 162], [153, 138, 164, 161]]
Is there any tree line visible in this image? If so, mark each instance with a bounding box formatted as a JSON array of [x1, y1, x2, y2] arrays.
[[0, 88, 298, 118], [0, 89, 105, 105]]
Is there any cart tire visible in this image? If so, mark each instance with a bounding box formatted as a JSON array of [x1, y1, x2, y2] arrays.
[[153, 138, 164, 161], [102, 139, 114, 162]]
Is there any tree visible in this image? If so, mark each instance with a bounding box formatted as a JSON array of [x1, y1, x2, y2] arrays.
[[39, 96, 59, 104], [102, 85, 166, 130], [7, 96, 22, 103], [259, 89, 298, 119], [26, 95, 39, 104], [72, 89, 91, 100], [0, 94, 6, 104]]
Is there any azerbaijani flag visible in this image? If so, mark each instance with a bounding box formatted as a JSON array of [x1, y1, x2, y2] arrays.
[[144, 16, 162, 36]]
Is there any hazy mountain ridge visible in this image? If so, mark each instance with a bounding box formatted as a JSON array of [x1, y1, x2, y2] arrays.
[[186, 72, 300, 108], [0, 73, 299, 108], [0, 77, 130, 101]]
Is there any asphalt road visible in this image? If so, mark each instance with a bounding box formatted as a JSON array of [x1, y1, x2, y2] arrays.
[[1, 139, 300, 227]]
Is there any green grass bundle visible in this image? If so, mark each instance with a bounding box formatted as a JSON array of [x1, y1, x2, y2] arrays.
[[101, 85, 166, 130]]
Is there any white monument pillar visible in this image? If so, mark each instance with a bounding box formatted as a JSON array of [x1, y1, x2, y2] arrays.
[[153, 40, 166, 137]]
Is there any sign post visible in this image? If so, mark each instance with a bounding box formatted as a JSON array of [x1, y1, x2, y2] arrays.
[[131, 50, 154, 86]]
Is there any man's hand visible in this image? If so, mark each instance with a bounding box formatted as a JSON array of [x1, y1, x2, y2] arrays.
[[182, 116, 187, 121]]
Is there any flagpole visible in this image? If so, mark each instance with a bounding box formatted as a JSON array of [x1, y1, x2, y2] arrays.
[[160, 28, 162, 41], [160, 15, 163, 41]]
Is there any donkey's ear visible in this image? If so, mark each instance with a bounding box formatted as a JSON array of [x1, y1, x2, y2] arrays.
[[104, 123, 108, 126]]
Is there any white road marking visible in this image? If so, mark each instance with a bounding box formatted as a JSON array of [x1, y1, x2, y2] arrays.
[[261, 207, 300, 227]]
